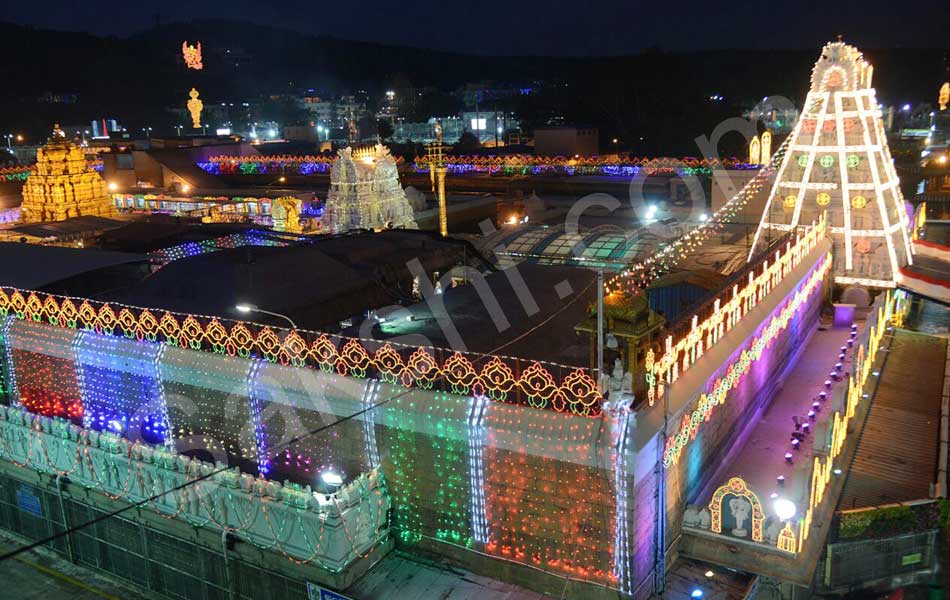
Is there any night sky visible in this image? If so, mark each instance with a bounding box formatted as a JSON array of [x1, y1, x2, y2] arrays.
[[1, 0, 946, 56]]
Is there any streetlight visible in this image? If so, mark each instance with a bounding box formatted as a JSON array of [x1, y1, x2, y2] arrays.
[[235, 304, 297, 329], [264, 176, 287, 194]]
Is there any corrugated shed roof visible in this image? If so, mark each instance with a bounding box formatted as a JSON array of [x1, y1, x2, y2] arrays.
[[838, 329, 946, 509]]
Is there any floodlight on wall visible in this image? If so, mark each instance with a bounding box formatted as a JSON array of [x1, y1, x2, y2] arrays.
[[320, 470, 344, 493], [773, 498, 797, 522]]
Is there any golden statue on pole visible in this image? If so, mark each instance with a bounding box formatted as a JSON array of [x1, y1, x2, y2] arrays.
[[426, 122, 448, 237], [939, 82, 949, 111], [187, 88, 203, 129]]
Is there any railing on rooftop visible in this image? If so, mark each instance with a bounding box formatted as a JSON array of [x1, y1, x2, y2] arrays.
[[656, 230, 796, 359]]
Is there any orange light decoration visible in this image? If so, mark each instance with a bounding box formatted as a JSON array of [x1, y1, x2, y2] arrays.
[[182, 40, 203, 70], [483, 441, 617, 584], [187, 88, 203, 128], [0, 287, 603, 417]]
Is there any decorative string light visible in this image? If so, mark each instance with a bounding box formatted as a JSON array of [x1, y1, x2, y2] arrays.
[[0, 403, 389, 568], [413, 155, 759, 178], [796, 290, 906, 552], [645, 216, 826, 405], [148, 230, 302, 269], [604, 135, 794, 296], [0, 286, 603, 417], [663, 252, 832, 468]]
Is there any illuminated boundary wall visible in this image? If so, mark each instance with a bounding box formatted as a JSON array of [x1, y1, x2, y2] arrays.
[[0, 316, 627, 597], [0, 238, 832, 598], [198, 154, 756, 178], [627, 235, 832, 591]]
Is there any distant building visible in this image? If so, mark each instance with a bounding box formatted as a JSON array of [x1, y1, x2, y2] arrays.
[[392, 118, 464, 144], [301, 94, 370, 138], [37, 91, 79, 104], [100, 139, 255, 190], [302, 96, 338, 126], [282, 125, 318, 143], [534, 126, 599, 157], [91, 118, 121, 139], [460, 82, 533, 109], [461, 111, 519, 144]]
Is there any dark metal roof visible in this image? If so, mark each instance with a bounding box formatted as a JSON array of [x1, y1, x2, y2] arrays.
[[838, 329, 946, 509], [0, 242, 148, 289], [110, 229, 482, 331], [9, 216, 125, 239], [340, 263, 597, 367]]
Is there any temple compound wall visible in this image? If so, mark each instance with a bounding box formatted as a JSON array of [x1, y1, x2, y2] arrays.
[[0, 313, 627, 598]]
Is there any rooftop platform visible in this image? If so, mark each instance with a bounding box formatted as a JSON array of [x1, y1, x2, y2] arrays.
[[695, 323, 854, 513], [346, 551, 548, 600], [109, 229, 482, 331], [680, 290, 916, 585]]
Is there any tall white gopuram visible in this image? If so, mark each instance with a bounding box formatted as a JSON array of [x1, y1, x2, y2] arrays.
[[322, 144, 418, 234], [751, 41, 913, 287]]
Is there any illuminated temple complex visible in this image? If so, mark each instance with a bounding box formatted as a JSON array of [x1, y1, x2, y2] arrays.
[[18, 125, 116, 223], [0, 41, 947, 600], [751, 41, 913, 287], [322, 144, 418, 233]]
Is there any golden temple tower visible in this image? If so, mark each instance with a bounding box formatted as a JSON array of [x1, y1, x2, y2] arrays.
[[19, 124, 116, 223]]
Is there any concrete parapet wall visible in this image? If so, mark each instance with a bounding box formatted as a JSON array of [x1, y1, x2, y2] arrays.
[[0, 404, 390, 574]]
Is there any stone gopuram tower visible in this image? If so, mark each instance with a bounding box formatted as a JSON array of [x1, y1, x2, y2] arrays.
[[19, 124, 116, 224], [751, 41, 913, 287], [322, 144, 418, 234]]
